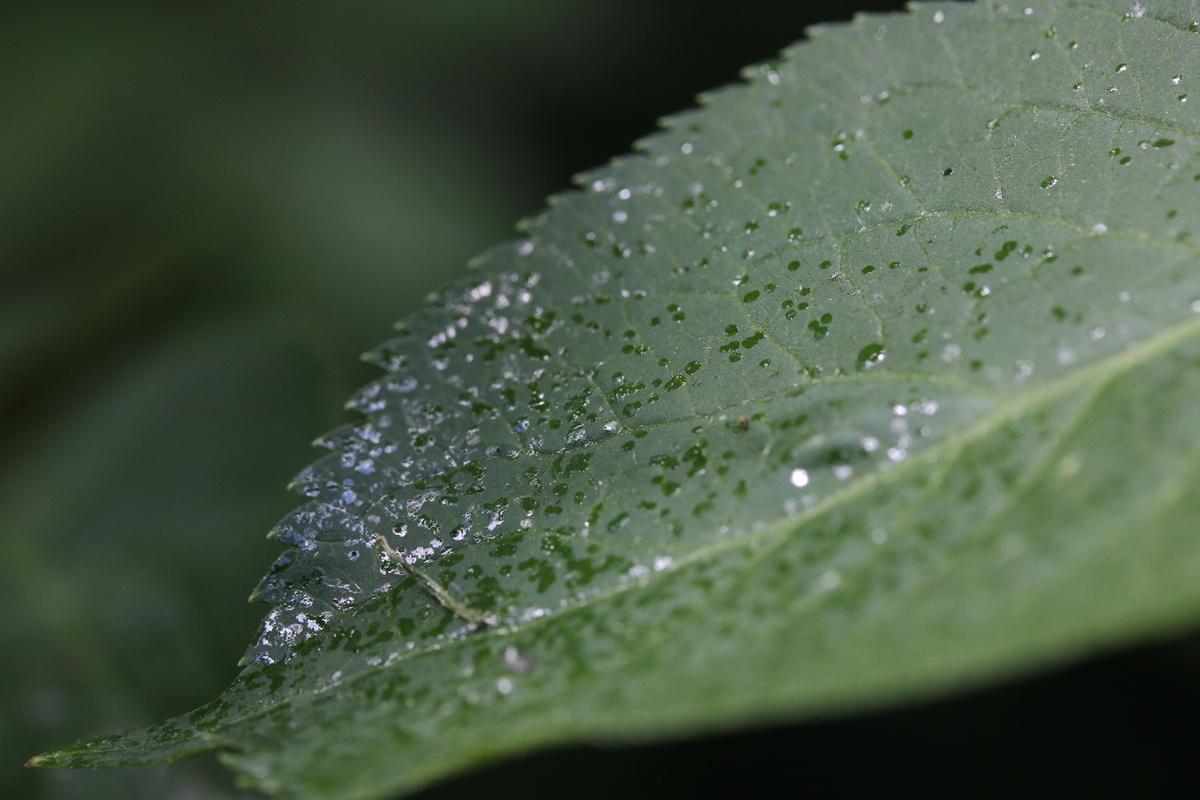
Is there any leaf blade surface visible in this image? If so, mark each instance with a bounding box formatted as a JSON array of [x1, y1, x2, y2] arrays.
[[37, 2, 1200, 797]]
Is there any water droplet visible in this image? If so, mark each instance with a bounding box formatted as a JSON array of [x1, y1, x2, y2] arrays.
[[790, 468, 811, 488], [1057, 453, 1083, 478], [503, 646, 535, 674], [856, 343, 886, 369], [817, 570, 842, 591]]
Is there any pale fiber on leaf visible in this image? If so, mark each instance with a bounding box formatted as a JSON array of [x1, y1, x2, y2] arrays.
[[36, 2, 1200, 798]]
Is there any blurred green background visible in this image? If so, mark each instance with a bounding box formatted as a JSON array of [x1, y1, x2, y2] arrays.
[[3, 2, 1197, 798]]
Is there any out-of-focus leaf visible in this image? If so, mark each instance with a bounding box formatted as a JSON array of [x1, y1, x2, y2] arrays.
[[37, 2, 1200, 798], [2, 322, 326, 799]]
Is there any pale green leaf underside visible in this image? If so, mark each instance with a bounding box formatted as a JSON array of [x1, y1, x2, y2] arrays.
[[38, 2, 1200, 798]]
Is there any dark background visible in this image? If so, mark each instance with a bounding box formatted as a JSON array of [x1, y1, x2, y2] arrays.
[[2, 2, 1196, 798]]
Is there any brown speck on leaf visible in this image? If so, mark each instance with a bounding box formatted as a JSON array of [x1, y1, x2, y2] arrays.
[[738, 416, 749, 430]]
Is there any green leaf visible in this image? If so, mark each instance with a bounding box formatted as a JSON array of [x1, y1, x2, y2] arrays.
[[3, 321, 326, 800], [36, 1, 1200, 796]]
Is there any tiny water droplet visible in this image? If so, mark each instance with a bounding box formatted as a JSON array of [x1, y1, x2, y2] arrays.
[[856, 343, 886, 369], [1057, 453, 1083, 478], [503, 646, 535, 674], [817, 570, 842, 591]]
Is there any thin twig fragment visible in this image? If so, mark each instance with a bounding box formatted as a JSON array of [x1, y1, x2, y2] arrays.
[[371, 533, 495, 629]]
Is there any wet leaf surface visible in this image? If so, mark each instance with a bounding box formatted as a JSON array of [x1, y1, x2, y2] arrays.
[[36, 2, 1200, 797]]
